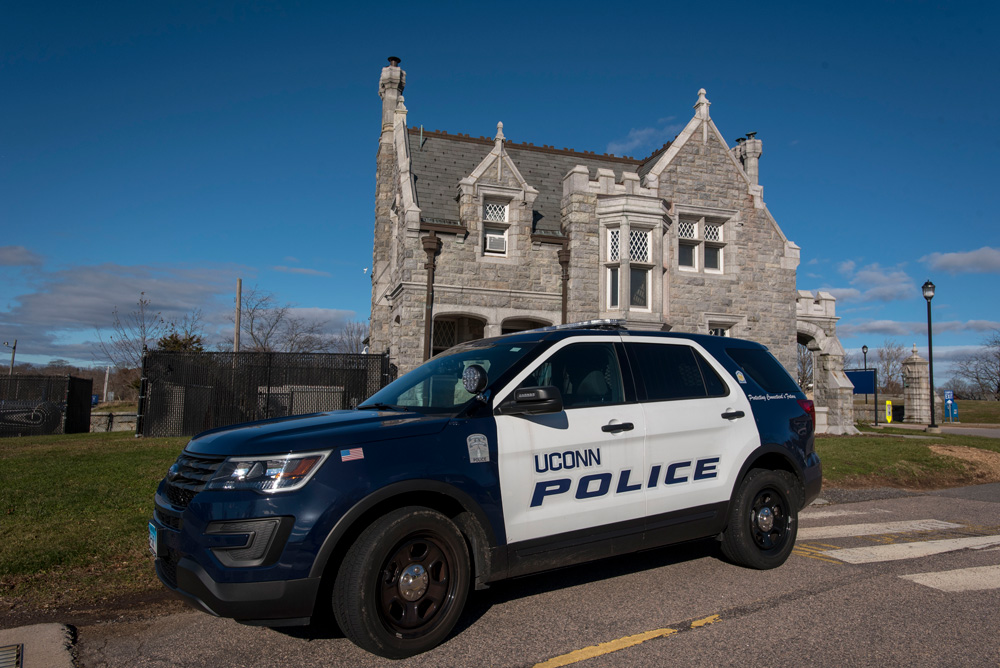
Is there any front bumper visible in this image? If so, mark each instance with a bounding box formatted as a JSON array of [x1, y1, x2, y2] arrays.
[[155, 555, 320, 625]]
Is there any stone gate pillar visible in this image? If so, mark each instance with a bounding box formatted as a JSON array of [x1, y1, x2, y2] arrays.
[[902, 345, 942, 425]]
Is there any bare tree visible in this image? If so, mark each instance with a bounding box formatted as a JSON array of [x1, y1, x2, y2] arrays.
[[953, 330, 1000, 401], [335, 320, 369, 355], [797, 343, 814, 393], [842, 349, 860, 370], [95, 293, 170, 399], [235, 285, 335, 353], [875, 338, 905, 394], [97, 294, 168, 366]]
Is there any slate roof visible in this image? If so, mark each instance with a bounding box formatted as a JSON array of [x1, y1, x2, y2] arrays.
[[407, 128, 654, 236]]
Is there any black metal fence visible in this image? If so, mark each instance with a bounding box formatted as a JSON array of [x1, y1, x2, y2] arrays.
[[0, 375, 94, 438], [137, 351, 396, 438]]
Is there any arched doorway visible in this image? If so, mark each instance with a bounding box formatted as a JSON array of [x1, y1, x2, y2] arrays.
[[432, 316, 486, 356]]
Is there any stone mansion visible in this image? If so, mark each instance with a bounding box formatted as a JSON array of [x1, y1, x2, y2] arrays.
[[367, 58, 855, 433]]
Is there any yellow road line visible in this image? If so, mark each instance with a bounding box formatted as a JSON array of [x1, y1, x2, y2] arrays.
[[690, 614, 719, 629], [533, 627, 678, 668], [534, 613, 723, 668]]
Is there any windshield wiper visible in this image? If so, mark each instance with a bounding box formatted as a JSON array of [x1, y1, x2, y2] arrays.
[[357, 402, 409, 412]]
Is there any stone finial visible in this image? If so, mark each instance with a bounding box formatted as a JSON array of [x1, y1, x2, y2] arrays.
[[913, 343, 918, 354], [694, 88, 711, 120], [495, 122, 505, 145]]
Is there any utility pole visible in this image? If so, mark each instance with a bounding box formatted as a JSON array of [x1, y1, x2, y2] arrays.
[[3, 340, 15, 376], [234, 278, 242, 353], [103, 365, 111, 402]]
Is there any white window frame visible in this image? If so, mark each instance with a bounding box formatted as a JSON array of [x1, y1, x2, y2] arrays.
[[677, 215, 726, 274], [482, 198, 511, 257], [627, 228, 653, 312], [606, 227, 621, 310]]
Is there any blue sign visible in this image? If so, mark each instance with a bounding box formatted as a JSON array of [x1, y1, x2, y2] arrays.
[[945, 396, 959, 422], [944, 390, 954, 401], [845, 369, 876, 394]]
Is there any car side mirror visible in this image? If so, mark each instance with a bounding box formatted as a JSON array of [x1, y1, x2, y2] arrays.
[[496, 386, 563, 416]]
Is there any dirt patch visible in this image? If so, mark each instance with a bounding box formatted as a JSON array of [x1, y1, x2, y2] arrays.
[[1, 589, 186, 630], [929, 444, 1000, 484]]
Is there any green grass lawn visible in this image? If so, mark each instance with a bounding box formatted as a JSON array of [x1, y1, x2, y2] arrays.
[[0, 432, 186, 612], [949, 399, 1000, 424], [817, 427, 1000, 486]]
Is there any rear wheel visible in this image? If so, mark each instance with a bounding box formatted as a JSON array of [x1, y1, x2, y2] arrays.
[[721, 469, 799, 569], [332, 507, 470, 658]]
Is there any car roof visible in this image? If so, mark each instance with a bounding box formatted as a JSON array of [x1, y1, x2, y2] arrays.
[[455, 320, 769, 353]]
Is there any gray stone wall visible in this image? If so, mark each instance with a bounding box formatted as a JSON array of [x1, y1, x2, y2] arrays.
[[657, 129, 797, 371]]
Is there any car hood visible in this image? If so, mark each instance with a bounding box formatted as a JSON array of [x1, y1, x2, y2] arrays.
[[183, 409, 451, 457]]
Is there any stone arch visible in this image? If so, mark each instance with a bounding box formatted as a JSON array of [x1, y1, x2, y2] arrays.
[[796, 291, 859, 435]]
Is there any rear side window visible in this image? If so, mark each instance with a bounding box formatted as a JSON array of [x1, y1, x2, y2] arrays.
[[627, 343, 729, 401], [726, 348, 799, 394]]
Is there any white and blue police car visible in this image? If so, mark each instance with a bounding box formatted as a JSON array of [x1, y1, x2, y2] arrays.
[[150, 320, 821, 658]]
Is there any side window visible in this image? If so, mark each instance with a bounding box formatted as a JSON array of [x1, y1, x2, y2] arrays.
[[726, 347, 799, 394], [518, 342, 624, 409], [627, 343, 729, 401]]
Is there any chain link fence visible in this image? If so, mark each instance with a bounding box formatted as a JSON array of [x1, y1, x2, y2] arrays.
[[0, 375, 94, 437], [137, 351, 396, 438]]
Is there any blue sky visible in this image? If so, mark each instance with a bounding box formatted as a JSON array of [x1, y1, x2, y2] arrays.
[[2, 1, 998, 378]]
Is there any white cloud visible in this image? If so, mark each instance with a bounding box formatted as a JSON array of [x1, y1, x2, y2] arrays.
[[0, 262, 243, 363], [838, 319, 1000, 339], [823, 262, 914, 303], [606, 120, 684, 158], [921, 246, 1000, 274], [273, 265, 332, 278], [0, 245, 44, 267]]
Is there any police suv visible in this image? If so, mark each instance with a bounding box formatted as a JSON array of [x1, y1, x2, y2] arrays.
[[150, 321, 821, 658]]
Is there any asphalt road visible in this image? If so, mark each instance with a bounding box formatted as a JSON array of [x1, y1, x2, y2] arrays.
[[78, 485, 1000, 667]]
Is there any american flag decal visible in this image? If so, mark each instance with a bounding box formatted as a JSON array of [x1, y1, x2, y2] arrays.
[[340, 448, 364, 462]]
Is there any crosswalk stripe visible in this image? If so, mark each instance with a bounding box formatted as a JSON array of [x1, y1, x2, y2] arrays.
[[800, 508, 891, 520], [900, 564, 1000, 592], [818, 535, 1000, 564], [798, 519, 962, 540]]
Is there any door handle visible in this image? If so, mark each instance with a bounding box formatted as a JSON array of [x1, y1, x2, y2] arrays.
[[721, 411, 745, 420], [602, 422, 634, 433]]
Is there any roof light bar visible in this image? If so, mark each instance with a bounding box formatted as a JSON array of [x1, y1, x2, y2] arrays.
[[522, 319, 628, 334]]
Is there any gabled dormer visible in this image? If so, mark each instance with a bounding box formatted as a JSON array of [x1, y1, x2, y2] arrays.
[[457, 123, 539, 260]]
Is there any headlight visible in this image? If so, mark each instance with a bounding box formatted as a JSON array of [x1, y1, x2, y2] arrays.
[[205, 450, 330, 493]]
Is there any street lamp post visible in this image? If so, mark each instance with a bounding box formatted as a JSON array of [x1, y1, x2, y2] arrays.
[[862, 344, 869, 407], [922, 280, 938, 431]]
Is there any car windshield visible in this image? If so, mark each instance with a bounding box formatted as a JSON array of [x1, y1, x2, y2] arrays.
[[360, 340, 537, 414]]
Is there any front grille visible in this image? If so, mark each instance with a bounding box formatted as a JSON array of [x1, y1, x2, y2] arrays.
[[155, 507, 183, 530], [159, 547, 180, 588], [164, 452, 226, 509]]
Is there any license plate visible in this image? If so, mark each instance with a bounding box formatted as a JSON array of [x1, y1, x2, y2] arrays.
[[148, 522, 158, 557]]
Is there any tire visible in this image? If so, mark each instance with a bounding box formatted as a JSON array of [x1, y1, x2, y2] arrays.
[[720, 469, 799, 570], [332, 507, 470, 658]]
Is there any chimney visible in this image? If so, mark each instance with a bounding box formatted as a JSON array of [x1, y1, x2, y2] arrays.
[[379, 57, 406, 138], [740, 132, 763, 186]]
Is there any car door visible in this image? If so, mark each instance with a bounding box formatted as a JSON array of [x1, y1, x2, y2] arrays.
[[493, 337, 646, 544], [624, 338, 757, 523]]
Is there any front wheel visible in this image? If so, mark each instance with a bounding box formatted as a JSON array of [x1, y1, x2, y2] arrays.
[[332, 507, 470, 658], [721, 469, 799, 570]]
